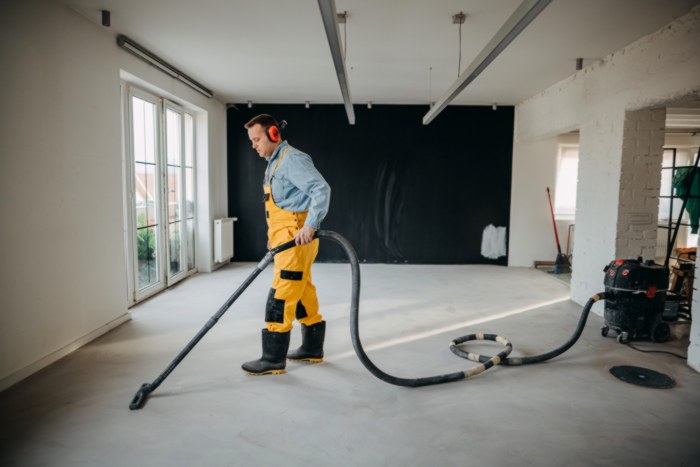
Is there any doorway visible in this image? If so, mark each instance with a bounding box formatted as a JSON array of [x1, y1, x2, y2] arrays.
[[123, 86, 196, 305]]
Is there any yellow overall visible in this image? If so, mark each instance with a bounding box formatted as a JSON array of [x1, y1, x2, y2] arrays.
[[263, 148, 323, 333]]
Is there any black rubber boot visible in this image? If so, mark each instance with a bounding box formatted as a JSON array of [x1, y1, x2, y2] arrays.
[[287, 321, 326, 363], [242, 329, 290, 375]]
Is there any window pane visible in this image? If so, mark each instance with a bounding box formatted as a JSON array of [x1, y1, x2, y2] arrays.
[[168, 165, 181, 222], [185, 113, 194, 168], [166, 109, 182, 166], [137, 226, 158, 289], [187, 219, 195, 270], [659, 149, 675, 221], [135, 162, 148, 228], [658, 197, 671, 222], [132, 98, 145, 162], [145, 163, 158, 226], [670, 200, 686, 221], [554, 146, 579, 216], [185, 167, 194, 219], [169, 222, 182, 276], [132, 97, 156, 164], [134, 162, 157, 227]]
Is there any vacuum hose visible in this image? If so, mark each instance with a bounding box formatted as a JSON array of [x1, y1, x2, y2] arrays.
[[130, 230, 606, 409], [318, 230, 606, 387]]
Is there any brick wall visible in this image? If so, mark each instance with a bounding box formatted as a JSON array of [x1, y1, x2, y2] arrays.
[[616, 108, 666, 259]]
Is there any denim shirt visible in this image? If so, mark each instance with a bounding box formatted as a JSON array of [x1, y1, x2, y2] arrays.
[[264, 141, 331, 229]]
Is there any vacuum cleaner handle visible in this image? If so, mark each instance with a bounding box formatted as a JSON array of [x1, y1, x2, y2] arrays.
[[269, 231, 320, 255], [129, 232, 316, 410]]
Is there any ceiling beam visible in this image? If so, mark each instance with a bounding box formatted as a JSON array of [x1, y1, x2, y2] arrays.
[[422, 0, 552, 125], [318, 0, 355, 125]]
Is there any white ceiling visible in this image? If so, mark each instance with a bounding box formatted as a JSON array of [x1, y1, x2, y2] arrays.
[[61, 0, 699, 107]]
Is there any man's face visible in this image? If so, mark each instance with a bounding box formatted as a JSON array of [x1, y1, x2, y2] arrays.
[[248, 124, 276, 158]]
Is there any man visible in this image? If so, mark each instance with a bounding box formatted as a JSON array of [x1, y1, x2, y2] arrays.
[[241, 114, 331, 375]]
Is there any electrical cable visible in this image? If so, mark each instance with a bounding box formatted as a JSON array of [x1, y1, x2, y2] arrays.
[[625, 342, 687, 360], [458, 19, 462, 77]]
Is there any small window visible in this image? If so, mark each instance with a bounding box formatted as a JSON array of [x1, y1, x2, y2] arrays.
[[554, 145, 579, 218]]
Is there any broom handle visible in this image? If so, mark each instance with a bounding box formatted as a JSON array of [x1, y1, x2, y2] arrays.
[[547, 187, 563, 255]]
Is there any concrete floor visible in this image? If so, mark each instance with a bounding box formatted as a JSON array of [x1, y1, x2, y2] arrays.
[[1, 263, 698, 466]]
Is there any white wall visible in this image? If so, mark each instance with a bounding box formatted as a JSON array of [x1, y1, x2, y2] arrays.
[[0, 0, 227, 390], [509, 133, 578, 267], [512, 6, 700, 370]]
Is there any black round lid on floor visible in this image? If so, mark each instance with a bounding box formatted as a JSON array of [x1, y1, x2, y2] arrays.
[[609, 365, 675, 389]]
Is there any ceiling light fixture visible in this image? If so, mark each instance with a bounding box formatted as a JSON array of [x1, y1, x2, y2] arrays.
[[423, 0, 552, 125], [116, 34, 213, 99], [318, 0, 355, 124]]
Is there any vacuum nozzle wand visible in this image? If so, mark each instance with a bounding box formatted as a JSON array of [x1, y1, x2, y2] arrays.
[[129, 383, 153, 410], [127, 233, 318, 410]]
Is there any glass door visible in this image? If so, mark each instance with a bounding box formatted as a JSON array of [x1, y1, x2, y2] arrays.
[[125, 88, 196, 304], [130, 91, 164, 300], [164, 102, 190, 286], [184, 113, 196, 272]]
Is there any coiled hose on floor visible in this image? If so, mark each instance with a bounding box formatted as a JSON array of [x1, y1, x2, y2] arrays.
[[318, 230, 606, 387]]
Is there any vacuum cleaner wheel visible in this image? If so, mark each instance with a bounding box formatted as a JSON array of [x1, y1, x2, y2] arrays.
[[651, 321, 670, 343]]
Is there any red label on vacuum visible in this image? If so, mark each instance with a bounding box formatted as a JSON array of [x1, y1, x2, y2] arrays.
[[622, 269, 629, 276], [647, 286, 657, 298]]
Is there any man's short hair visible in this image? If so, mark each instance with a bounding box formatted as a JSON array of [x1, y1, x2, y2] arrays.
[[244, 114, 278, 131]]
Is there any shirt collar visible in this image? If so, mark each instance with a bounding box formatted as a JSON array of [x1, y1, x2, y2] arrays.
[[266, 140, 289, 163]]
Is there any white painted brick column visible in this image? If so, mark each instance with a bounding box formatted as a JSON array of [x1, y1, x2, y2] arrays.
[[615, 108, 666, 259], [570, 112, 624, 314]]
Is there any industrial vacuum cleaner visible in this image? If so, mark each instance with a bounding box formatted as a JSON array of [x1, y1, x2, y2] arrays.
[[601, 258, 671, 344], [129, 231, 678, 410]]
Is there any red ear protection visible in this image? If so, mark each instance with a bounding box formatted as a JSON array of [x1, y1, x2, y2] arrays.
[[266, 125, 281, 142]]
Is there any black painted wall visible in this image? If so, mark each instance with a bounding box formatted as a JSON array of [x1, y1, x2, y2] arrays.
[[227, 104, 513, 264]]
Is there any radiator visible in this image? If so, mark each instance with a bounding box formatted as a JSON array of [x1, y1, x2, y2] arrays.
[[214, 217, 237, 263]]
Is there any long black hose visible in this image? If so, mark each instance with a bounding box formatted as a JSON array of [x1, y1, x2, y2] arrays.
[[130, 230, 605, 408], [320, 230, 606, 385]]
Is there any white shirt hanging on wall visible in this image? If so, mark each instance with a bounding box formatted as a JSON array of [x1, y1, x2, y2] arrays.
[[481, 224, 507, 259]]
